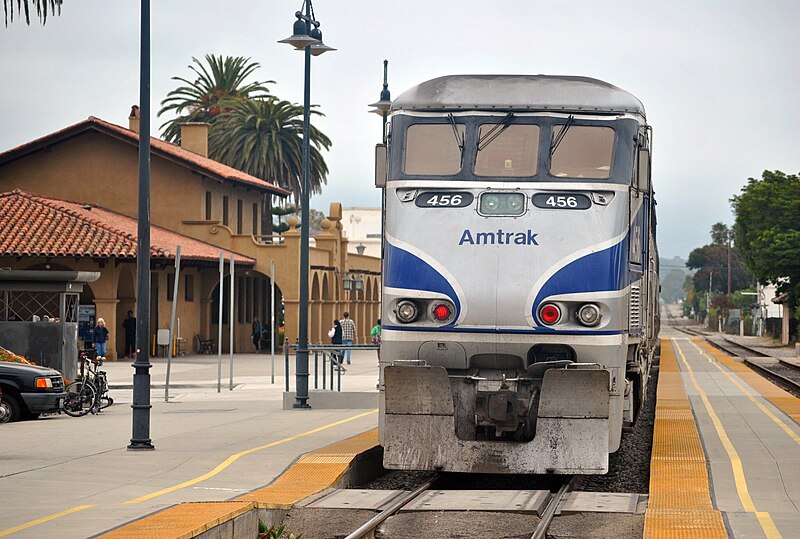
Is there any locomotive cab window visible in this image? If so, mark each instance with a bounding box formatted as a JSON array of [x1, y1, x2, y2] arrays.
[[550, 125, 615, 179], [404, 123, 465, 176], [474, 124, 539, 177]]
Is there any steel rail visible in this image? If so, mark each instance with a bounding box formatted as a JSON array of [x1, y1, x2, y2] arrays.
[[530, 475, 579, 539], [720, 336, 770, 357], [343, 475, 438, 539], [703, 337, 800, 394]]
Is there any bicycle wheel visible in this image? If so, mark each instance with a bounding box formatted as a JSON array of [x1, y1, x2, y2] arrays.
[[99, 396, 114, 409], [63, 381, 97, 417]]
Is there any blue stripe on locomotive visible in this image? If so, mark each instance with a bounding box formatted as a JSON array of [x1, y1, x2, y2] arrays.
[[531, 236, 629, 326], [384, 242, 461, 321]]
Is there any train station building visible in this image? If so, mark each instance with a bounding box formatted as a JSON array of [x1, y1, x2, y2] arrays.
[[0, 114, 380, 360]]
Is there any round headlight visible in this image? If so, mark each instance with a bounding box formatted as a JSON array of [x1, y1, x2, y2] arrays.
[[577, 304, 602, 327], [396, 300, 419, 323]]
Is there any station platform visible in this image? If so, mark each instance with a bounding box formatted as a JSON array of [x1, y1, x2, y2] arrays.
[[0, 350, 381, 539], [646, 328, 800, 538]]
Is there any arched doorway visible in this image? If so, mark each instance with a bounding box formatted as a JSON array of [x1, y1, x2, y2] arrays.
[[209, 270, 282, 353], [116, 265, 136, 358]]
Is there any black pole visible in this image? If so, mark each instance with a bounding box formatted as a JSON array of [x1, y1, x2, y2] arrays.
[[129, 0, 154, 450], [293, 0, 312, 408]]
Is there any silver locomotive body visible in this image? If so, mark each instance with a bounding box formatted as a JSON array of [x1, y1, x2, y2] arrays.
[[377, 75, 658, 474]]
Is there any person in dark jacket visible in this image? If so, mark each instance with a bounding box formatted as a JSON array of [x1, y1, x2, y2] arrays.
[[330, 319, 344, 371], [122, 311, 136, 358], [93, 318, 109, 358], [252, 317, 263, 352]]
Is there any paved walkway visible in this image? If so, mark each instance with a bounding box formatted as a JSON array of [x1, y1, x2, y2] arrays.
[[663, 327, 800, 538], [0, 351, 380, 538]]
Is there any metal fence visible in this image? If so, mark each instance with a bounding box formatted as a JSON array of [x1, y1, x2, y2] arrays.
[[284, 343, 379, 392]]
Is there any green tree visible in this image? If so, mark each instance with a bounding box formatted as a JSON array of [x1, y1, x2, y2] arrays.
[[3, 0, 60, 26], [158, 55, 273, 144], [731, 170, 800, 315], [208, 97, 331, 233], [686, 223, 753, 298]]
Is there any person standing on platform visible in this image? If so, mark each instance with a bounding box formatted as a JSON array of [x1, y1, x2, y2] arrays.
[[122, 310, 136, 359], [371, 319, 381, 361], [329, 319, 344, 371], [252, 317, 262, 352], [93, 318, 109, 358], [340, 312, 356, 365]]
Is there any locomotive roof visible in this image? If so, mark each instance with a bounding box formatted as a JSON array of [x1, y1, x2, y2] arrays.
[[392, 75, 646, 118]]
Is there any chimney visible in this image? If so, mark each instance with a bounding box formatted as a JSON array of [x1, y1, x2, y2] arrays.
[[180, 123, 210, 157], [128, 105, 140, 133]]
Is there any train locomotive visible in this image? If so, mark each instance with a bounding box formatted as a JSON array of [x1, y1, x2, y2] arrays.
[[375, 75, 658, 474]]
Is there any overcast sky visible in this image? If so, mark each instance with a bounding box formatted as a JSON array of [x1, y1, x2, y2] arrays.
[[2, 0, 798, 259]]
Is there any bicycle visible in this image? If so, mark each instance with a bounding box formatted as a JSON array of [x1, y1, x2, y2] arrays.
[[62, 350, 113, 417]]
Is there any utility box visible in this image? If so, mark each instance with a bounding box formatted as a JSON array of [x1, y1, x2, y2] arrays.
[[0, 270, 100, 381]]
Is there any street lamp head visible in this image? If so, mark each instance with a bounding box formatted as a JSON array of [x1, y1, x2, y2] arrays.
[[342, 275, 353, 291], [308, 27, 336, 56], [368, 98, 392, 112], [278, 17, 320, 49]]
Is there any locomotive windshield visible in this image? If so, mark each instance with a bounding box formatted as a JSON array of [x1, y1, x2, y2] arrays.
[[475, 124, 540, 177], [403, 123, 465, 175], [397, 116, 625, 181], [549, 125, 615, 179]]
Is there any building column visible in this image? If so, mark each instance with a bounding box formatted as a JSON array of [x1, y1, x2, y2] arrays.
[[93, 298, 120, 360]]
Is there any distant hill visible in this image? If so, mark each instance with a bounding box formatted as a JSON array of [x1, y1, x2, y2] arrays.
[[660, 256, 690, 303]]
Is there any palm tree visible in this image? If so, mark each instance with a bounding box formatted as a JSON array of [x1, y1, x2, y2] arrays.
[[3, 0, 61, 25], [158, 54, 273, 143], [209, 98, 332, 235]]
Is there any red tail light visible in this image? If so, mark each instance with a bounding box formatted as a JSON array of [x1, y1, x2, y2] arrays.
[[432, 304, 452, 321], [539, 303, 561, 325]]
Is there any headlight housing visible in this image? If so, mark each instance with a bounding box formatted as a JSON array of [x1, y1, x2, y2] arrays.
[[577, 303, 602, 327], [396, 300, 420, 323]]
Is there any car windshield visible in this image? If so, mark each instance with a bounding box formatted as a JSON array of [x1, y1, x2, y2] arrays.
[[403, 123, 465, 176], [549, 125, 615, 179], [474, 124, 539, 177]]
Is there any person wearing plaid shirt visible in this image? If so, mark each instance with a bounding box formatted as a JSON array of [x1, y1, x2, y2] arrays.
[[340, 312, 356, 364]]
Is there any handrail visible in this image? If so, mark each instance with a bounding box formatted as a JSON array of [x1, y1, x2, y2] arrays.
[[284, 342, 379, 392]]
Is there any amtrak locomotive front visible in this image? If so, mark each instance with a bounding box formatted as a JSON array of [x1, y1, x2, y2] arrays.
[[376, 75, 658, 474]]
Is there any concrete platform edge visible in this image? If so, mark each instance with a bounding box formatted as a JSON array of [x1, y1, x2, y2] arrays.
[[97, 430, 382, 539]]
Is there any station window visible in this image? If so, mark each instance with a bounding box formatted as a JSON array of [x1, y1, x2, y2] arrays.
[[550, 125, 614, 179], [237, 276, 245, 323], [185, 274, 194, 302], [404, 123, 465, 176], [237, 199, 243, 234], [166, 273, 175, 301], [474, 124, 539, 177], [222, 196, 229, 226], [205, 191, 212, 220], [252, 203, 259, 235]]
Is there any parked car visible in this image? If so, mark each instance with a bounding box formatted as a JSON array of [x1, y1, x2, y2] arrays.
[[0, 385, 7, 423], [0, 361, 66, 422]]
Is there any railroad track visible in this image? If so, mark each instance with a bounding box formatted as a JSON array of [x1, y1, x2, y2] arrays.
[[341, 474, 578, 539], [688, 333, 800, 395]]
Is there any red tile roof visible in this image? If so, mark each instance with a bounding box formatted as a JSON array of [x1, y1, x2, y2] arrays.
[[0, 117, 290, 197], [0, 190, 255, 264]]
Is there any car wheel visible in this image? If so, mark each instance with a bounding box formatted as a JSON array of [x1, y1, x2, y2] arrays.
[[0, 399, 11, 423], [0, 394, 22, 423]]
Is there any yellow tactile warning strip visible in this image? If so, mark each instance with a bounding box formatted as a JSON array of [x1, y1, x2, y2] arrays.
[[644, 337, 728, 538], [237, 428, 379, 508], [100, 428, 379, 538], [696, 339, 800, 425], [100, 501, 254, 539]]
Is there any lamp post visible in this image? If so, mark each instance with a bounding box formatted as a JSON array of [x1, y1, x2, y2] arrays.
[[369, 61, 391, 266], [279, 0, 334, 408], [129, 0, 154, 451], [369, 60, 391, 144]]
